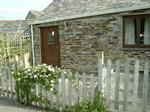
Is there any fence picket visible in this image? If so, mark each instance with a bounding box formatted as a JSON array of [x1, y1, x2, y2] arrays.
[[68, 71, 72, 107], [5, 64, 8, 97], [133, 60, 139, 108], [61, 71, 65, 110], [75, 72, 79, 105], [82, 72, 87, 101], [8, 67, 13, 98], [142, 61, 149, 112], [34, 83, 37, 106], [98, 59, 102, 93], [56, 78, 59, 110], [106, 59, 111, 109], [0, 63, 4, 96], [90, 74, 94, 103], [123, 61, 129, 111], [114, 60, 120, 110], [50, 91, 53, 110], [13, 56, 19, 101], [38, 84, 42, 107]]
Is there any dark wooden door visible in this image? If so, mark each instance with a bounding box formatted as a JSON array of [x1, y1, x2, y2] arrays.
[[41, 26, 60, 67]]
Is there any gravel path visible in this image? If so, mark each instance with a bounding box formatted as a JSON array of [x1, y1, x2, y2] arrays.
[[0, 96, 46, 112]]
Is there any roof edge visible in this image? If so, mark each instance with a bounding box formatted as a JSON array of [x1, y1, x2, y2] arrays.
[[29, 4, 150, 25]]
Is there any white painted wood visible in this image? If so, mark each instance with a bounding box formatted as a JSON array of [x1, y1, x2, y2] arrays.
[[5, 66, 8, 97], [38, 84, 42, 107], [34, 83, 37, 106], [98, 59, 102, 93], [90, 74, 94, 103], [0, 63, 4, 96], [43, 88, 46, 108], [13, 56, 19, 101], [123, 61, 129, 111], [8, 67, 13, 98], [142, 61, 149, 112], [22, 54, 26, 68], [75, 72, 79, 104], [106, 59, 111, 109], [56, 78, 59, 110], [82, 72, 87, 101], [114, 60, 120, 110], [50, 91, 53, 110], [133, 60, 139, 108], [68, 71, 72, 107], [61, 71, 65, 110]]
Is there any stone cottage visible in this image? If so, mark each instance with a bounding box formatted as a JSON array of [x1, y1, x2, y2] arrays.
[[30, 0, 150, 74]]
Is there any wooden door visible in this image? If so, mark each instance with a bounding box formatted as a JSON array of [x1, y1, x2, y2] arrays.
[[41, 26, 60, 67]]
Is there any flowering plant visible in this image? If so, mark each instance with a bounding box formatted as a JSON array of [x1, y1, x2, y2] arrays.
[[13, 63, 70, 108]]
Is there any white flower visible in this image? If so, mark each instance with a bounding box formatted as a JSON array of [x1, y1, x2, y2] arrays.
[[43, 63, 46, 66], [34, 70, 37, 72], [25, 76, 27, 78], [40, 75, 42, 77], [34, 75, 37, 78], [48, 74, 51, 76], [25, 71, 27, 73], [18, 78, 20, 81], [12, 72, 14, 74], [48, 67, 54, 72], [51, 80, 53, 83], [27, 69, 30, 72]]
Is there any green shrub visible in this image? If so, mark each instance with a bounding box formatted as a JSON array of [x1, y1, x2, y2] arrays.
[[64, 91, 107, 112]]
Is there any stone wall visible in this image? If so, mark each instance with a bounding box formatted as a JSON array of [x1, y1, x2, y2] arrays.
[[33, 11, 150, 74]]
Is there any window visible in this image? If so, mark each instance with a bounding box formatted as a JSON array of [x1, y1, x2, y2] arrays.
[[123, 15, 150, 48]]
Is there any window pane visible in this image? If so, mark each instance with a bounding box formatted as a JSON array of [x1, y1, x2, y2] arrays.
[[124, 18, 136, 45], [140, 17, 150, 45], [47, 31, 55, 45]]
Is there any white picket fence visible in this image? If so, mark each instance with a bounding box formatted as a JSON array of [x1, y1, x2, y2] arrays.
[[0, 59, 150, 112]]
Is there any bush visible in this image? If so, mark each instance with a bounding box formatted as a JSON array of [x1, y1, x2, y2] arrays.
[[64, 91, 107, 112]]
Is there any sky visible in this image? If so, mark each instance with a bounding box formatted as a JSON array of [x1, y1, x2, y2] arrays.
[[0, 0, 53, 20]]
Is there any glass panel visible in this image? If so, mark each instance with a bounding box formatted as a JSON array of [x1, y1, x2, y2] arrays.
[[124, 18, 136, 45], [47, 31, 55, 45], [140, 17, 150, 45]]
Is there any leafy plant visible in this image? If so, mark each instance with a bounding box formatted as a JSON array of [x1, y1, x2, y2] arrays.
[[12, 63, 71, 109], [64, 91, 107, 112]]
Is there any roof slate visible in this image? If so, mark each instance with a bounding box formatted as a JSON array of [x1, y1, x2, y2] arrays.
[[37, 0, 150, 20], [0, 20, 33, 33]]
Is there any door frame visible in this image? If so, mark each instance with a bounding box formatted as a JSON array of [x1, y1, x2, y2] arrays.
[[40, 26, 61, 67]]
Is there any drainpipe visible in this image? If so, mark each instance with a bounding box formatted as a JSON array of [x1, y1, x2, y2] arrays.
[[31, 24, 35, 66]]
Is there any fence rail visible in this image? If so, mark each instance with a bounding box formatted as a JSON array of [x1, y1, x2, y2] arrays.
[[0, 58, 150, 112]]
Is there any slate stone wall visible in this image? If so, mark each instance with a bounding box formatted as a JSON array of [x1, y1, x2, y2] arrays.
[[33, 12, 150, 74]]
